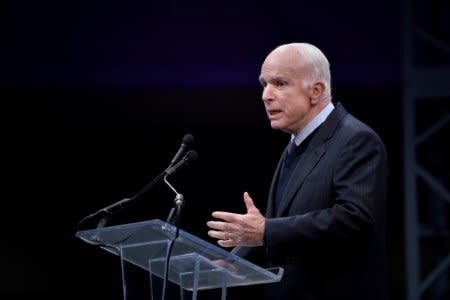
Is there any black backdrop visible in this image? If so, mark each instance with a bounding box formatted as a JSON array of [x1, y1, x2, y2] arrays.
[[3, 85, 404, 299], [2, 0, 411, 299]]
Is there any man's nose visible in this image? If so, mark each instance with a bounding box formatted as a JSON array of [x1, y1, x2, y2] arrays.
[[262, 85, 274, 102]]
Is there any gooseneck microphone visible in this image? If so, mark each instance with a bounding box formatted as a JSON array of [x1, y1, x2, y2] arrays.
[[77, 134, 198, 300], [169, 134, 194, 167], [161, 152, 197, 300], [163, 150, 198, 217], [165, 150, 198, 176], [77, 134, 196, 230]]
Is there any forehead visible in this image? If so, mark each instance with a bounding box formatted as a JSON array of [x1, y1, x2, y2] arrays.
[[260, 47, 303, 79]]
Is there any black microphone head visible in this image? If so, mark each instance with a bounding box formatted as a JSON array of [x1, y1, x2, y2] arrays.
[[185, 149, 198, 161], [165, 149, 198, 176], [182, 134, 194, 146]]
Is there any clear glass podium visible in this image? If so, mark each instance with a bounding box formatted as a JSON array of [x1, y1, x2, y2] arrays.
[[76, 219, 283, 300]]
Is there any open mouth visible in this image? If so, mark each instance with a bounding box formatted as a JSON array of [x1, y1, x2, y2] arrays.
[[268, 109, 282, 117]]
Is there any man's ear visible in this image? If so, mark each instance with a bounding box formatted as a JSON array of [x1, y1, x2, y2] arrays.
[[310, 81, 326, 105]]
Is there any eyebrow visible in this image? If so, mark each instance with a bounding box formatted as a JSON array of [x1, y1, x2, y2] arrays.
[[260, 75, 288, 83]]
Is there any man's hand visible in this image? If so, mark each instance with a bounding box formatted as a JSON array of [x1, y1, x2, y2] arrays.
[[207, 192, 265, 248]]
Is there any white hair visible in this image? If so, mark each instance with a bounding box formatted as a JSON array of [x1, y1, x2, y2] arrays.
[[282, 43, 332, 97]]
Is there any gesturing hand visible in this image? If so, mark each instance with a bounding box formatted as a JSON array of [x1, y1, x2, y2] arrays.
[[207, 192, 265, 248]]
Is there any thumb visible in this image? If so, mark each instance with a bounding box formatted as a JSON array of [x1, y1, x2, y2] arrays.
[[243, 192, 257, 213]]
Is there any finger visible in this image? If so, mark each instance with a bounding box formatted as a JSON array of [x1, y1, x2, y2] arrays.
[[208, 230, 228, 240], [218, 238, 236, 248], [207, 221, 240, 235], [212, 211, 240, 223], [243, 192, 257, 212], [207, 220, 230, 231]]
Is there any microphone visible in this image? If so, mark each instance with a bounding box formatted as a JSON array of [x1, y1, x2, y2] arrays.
[[165, 150, 198, 176], [169, 134, 194, 167], [77, 136, 197, 230], [164, 150, 198, 225]]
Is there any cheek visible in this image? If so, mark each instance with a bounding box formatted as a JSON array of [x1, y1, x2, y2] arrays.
[[285, 99, 302, 115], [292, 103, 305, 115], [292, 97, 309, 113]]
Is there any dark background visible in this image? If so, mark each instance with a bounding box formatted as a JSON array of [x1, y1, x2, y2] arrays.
[[1, 1, 447, 299]]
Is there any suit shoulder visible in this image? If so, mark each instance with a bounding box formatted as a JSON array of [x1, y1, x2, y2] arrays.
[[332, 113, 387, 156], [340, 114, 384, 141]]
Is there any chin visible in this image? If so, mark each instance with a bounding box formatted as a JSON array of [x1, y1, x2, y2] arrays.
[[270, 122, 279, 129], [270, 122, 284, 131], [271, 123, 295, 134]]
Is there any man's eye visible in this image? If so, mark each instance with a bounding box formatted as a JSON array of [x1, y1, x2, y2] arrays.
[[275, 80, 285, 87]]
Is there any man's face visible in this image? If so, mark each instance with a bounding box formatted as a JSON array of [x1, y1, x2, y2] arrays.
[[259, 47, 314, 135]]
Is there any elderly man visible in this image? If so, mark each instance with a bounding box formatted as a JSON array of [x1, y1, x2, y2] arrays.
[[207, 43, 389, 300]]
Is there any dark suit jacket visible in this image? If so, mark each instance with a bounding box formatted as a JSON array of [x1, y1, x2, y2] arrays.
[[233, 103, 388, 300]]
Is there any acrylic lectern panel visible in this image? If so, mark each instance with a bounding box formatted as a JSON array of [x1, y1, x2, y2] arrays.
[[76, 219, 283, 299]]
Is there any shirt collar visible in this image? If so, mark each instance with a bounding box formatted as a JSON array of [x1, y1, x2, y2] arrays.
[[291, 102, 335, 146]]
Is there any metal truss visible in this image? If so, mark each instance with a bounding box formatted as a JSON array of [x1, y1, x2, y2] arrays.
[[403, 1, 450, 299]]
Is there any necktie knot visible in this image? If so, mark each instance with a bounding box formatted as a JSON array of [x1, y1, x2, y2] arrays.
[[287, 140, 297, 155]]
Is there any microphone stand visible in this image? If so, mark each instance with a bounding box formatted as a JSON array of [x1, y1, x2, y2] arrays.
[[76, 138, 196, 299], [165, 178, 184, 227], [77, 135, 195, 231], [77, 170, 166, 230], [161, 173, 184, 300]]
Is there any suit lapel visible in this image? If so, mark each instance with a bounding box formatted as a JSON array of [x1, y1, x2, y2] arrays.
[[275, 103, 348, 217], [266, 148, 287, 217]]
